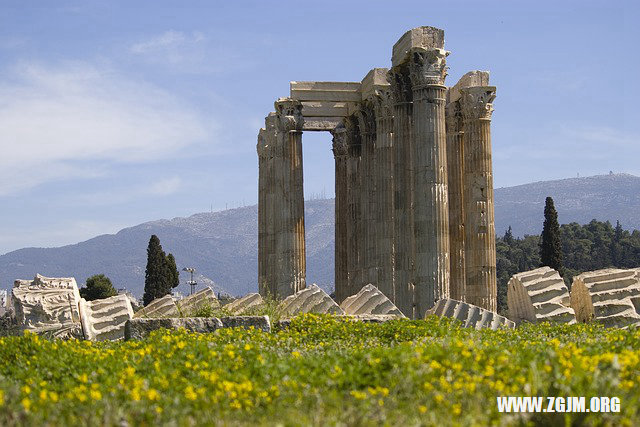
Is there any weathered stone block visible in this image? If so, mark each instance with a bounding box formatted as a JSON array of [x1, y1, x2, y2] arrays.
[[570, 269, 640, 328], [392, 26, 445, 67], [133, 295, 179, 319], [340, 284, 406, 317], [79, 294, 134, 341], [279, 284, 344, 316], [224, 293, 264, 315], [220, 316, 271, 333], [447, 71, 490, 104], [426, 298, 515, 330], [176, 287, 219, 316], [361, 68, 390, 100], [12, 274, 83, 338], [124, 317, 224, 340], [507, 267, 576, 325]]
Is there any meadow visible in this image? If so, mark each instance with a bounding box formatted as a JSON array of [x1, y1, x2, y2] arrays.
[[0, 314, 638, 426]]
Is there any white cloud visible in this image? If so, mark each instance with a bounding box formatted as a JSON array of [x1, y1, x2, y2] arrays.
[[130, 30, 205, 55], [0, 61, 214, 195], [129, 30, 213, 71]]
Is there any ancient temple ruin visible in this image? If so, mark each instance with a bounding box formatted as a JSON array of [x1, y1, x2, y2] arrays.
[[257, 26, 498, 318]]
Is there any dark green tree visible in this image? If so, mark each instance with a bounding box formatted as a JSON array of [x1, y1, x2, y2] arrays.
[[540, 197, 564, 276], [143, 235, 180, 306], [79, 274, 117, 301]]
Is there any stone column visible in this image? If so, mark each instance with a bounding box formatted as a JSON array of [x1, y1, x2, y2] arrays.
[[388, 67, 414, 317], [344, 116, 362, 298], [267, 98, 306, 299], [460, 86, 497, 311], [332, 124, 349, 302], [372, 88, 395, 300], [258, 113, 277, 295], [408, 47, 451, 317], [445, 99, 466, 301], [355, 104, 377, 289]]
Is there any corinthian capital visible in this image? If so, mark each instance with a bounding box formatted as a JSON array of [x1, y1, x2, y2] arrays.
[[445, 100, 464, 132], [460, 86, 497, 121], [370, 88, 393, 119], [408, 47, 449, 87], [354, 102, 376, 135], [274, 98, 304, 132], [331, 124, 348, 158], [388, 67, 412, 104]]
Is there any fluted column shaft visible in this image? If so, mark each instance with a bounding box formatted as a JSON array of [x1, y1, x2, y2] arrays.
[[332, 125, 349, 302], [461, 86, 497, 311], [373, 90, 395, 300], [409, 47, 450, 317], [389, 67, 414, 317], [345, 117, 362, 298], [445, 100, 466, 301]]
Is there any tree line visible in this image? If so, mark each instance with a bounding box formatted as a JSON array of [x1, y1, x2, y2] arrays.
[[496, 197, 640, 313]]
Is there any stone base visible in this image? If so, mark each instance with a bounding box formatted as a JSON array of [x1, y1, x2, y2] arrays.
[[124, 316, 271, 340]]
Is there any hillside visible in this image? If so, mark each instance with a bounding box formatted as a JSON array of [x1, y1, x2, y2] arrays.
[[1, 173, 638, 297]]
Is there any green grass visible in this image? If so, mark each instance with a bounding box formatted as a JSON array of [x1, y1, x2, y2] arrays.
[[0, 314, 638, 426]]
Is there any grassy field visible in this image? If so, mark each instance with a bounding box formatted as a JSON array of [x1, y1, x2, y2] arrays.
[[0, 314, 638, 426]]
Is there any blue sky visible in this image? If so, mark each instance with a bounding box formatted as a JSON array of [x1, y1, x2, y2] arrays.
[[0, 0, 638, 254]]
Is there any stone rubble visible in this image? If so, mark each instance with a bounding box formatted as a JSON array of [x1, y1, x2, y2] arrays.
[[570, 268, 640, 327], [125, 315, 271, 340], [176, 287, 219, 316], [507, 267, 576, 325], [426, 298, 515, 330], [340, 284, 405, 317], [224, 293, 265, 315], [79, 294, 134, 341], [279, 284, 344, 317], [133, 295, 179, 319]]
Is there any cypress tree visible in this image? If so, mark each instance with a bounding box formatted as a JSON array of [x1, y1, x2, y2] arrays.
[[144, 235, 168, 306], [165, 253, 180, 289], [540, 197, 563, 275]]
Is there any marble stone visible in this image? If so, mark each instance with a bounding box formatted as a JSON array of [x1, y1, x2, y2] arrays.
[[224, 293, 265, 315], [79, 294, 134, 341], [426, 298, 515, 330], [507, 267, 576, 325], [570, 269, 640, 328], [133, 295, 179, 319], [124, 316, 271, 340], [12, 274, 83, 338], [340, 284, 405, 317], [279, 284, 344, 317], [176, 287, 219, 316]]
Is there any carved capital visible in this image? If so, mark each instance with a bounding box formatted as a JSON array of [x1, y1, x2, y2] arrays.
[[274, 97, 304, 132], [354, 102, 376, 135], [408, 47, 449, 87], [257, 128, 268, 159], [371, 88, 394, 119], [460, 86, 496, 121], [331, 124, 348, 158], [445, 100, 464, 133], [388, 67, 412, 104], [343, 116, 361, 155]]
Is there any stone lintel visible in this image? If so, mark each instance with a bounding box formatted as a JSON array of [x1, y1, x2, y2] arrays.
[[447, 71, 490, 104], [392, 26, 445, 68], [290, 81, 361, 92], [300, 101, 353, 117], [302, 117, 344, 131], [291, 88, 361, 103], [360, 68, 390, 100]]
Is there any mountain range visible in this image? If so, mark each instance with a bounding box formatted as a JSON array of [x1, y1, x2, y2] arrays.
[[2, 173, 639, 298]]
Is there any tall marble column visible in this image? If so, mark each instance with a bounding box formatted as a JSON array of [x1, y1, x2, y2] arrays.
[[268, 98, 306, 298], [408, 47, 451, 317], [258, 113, 277, 295], [355, 104, 377, 289], [445, 99, 466, 301], [460, 86, 497, 311], [372, 88, 395, 300], [332, 124, 349, 302], [345, 116, 362, 298], [389, 67, 414, 317]]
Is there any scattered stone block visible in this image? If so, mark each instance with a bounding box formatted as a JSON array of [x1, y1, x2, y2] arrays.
[[340, 284, 405, 317], [11, 274, 83, 339], [570, 268, 640, 328], [220, 316, 271, 332], [224, 293, 265, 315], [279, 284, 344, 317], [507, 267, 576, 325], [78, 294, 134, 341], [133, 295, 179, 319], [176, 287, 219, 316], [125, 317, 223, 340], [426, 298, 515, 330]]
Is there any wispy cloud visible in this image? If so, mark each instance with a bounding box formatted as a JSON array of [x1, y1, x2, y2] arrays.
[[130, 30, 205, 55], [0, 61, 215, 195]]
